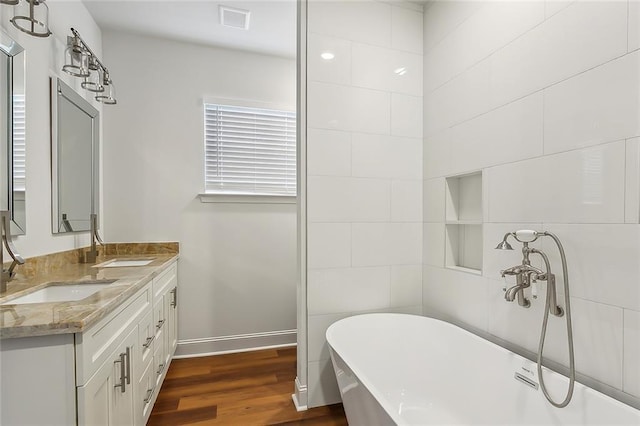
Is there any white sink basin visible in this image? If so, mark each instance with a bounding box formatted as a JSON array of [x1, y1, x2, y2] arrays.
[[100, 259, 154, 268], [2, 282, 116, 305]]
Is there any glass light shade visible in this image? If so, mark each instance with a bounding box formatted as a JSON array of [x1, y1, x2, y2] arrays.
[[81, 65, 105, 93], [10, 0, 52, 38], [95, 80, 116, 105], [62, 39, 90, 77]]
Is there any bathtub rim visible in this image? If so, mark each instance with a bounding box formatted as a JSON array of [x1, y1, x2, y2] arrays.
[[326, 312, 640, 422]]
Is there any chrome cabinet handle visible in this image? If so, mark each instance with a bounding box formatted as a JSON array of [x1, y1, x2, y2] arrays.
[[157, 363, 165, 375], [125, 346, 131, 385], [142, 335, 155, 349], [156, 319, 165, 329], [170, 287, 177, 308], [114, 352, 126, 393], [143, 388, 154, 404]]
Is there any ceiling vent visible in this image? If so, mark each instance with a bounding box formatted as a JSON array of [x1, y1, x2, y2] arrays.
[[219, 5, 251, 30]]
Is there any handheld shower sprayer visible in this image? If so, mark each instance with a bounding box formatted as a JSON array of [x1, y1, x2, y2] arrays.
[[495, 230, 575, 408]]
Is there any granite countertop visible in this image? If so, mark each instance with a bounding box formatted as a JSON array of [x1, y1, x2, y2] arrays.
[[0, 254, 179, 339]]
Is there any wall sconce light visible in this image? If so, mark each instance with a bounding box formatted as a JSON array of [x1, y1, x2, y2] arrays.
[[5, 0, 52, 38], [62, 28, 117, 105]]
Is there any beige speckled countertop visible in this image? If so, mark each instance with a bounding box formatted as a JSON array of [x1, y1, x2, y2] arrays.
[[0, 254, 178, 339]]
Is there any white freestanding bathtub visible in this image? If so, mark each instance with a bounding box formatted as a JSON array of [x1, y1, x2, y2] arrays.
[[326, 314, 640, 425]]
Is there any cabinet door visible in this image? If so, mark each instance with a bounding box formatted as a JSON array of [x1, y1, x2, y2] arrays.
[[78, 326, 137, 426], [136, 355, 156, 426]]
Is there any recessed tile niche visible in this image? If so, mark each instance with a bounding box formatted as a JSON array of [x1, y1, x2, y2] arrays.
[[445, 172, 483, 274]]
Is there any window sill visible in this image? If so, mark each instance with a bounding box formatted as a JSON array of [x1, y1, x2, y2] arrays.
[[197, 193, 297, 204]]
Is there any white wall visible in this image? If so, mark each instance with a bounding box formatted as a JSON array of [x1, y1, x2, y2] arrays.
[[1, 1, 101, 259], [423, 0, 640, 405], [304, 0, 424, 408], [100, 31, 297, 356]]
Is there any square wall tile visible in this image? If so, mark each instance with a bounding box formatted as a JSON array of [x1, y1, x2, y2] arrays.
[[451, 92, 543, 173], [307, 129, 351, 177], [544, 52, 640, 155], [626, 138, 640, 224], [307, 223, 351, 269], [308, 33, 352, 85], [423, 177, 445, 223], [391, 94, 422, 138], [391, 179, 422, 222], [308, 0, 391, 48], [391, 5, 423, 54], [390, 265, 422, 307], [542, 224, 640, 311], [486, 141, 626, 224], [623, 309, 640, 398]]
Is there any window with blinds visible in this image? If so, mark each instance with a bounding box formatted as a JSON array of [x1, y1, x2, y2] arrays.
[[12, 94, 25, 192], [204, 103, 296, 196]]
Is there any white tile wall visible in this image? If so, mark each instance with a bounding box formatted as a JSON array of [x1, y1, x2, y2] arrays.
[[390, 265, 423, 307], [308, 223, 351, 269], [626, 138, 640, 224], [424, 1, 544, 92], [392, 6, 423, 54], [308, 312, 351, 362], [308, 0, 391, 47], [541, 224, 640, 311], [624, 309, 640, 398], [486, 141, 626, 224], [308, 358, 342, 407], [451, 92, 544, 173], [391, 179, 422, 222], [423, 0, 640, 405], [543, 51, 640, 155], [307, 129, 351, 177], [352, 43, 423, 96], [423, 177, 445, 222], [308, 267, 391, 315], [630, 0, 640, 53], [308, 33, 352, 85], [490, 1, 627, 109], [352, 134, 422, 179], [391, 94, 423, 138]]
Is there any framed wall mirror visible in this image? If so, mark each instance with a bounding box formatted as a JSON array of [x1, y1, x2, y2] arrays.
[[1, 30, 26, 235], [51, 77, 99, 234]]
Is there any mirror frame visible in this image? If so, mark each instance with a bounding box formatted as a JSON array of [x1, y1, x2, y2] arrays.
[[1, 29, 26, 235], [50, 77, 100, 234]]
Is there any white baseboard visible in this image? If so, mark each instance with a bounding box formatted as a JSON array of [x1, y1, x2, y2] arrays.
[[174, 329, 297, 358], [292, 376, 308, 411]]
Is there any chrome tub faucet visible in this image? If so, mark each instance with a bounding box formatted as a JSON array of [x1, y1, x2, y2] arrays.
[[1, 210, 25, 292]]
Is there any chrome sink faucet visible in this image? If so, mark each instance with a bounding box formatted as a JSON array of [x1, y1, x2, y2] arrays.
[[82, 213, 104, 264], [1, 210, 25, 292]]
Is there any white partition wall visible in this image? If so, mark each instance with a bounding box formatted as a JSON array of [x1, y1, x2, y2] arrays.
[[303, 0, 424, 408]]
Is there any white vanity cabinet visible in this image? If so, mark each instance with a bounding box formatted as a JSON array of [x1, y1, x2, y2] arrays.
[[0, 259, 179, 426]]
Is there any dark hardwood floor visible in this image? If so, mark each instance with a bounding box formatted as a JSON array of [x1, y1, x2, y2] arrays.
[[148, 347, 348, 425]]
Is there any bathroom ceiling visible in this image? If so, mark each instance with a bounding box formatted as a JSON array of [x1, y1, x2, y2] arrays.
[[83, 0, 297, 59]]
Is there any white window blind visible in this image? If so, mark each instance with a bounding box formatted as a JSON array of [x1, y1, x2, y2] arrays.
[[204, 103, 296, 196], [12, 94, 25, 192]]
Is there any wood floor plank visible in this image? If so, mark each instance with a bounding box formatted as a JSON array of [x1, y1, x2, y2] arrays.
[[149, 348, 347, 425]]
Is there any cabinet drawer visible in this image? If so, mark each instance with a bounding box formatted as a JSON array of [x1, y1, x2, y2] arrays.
[[137, 354, 156, 426], [153, 263, 177, 306], [76, 283, 152, 385], [138, 310, 154, 368]]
